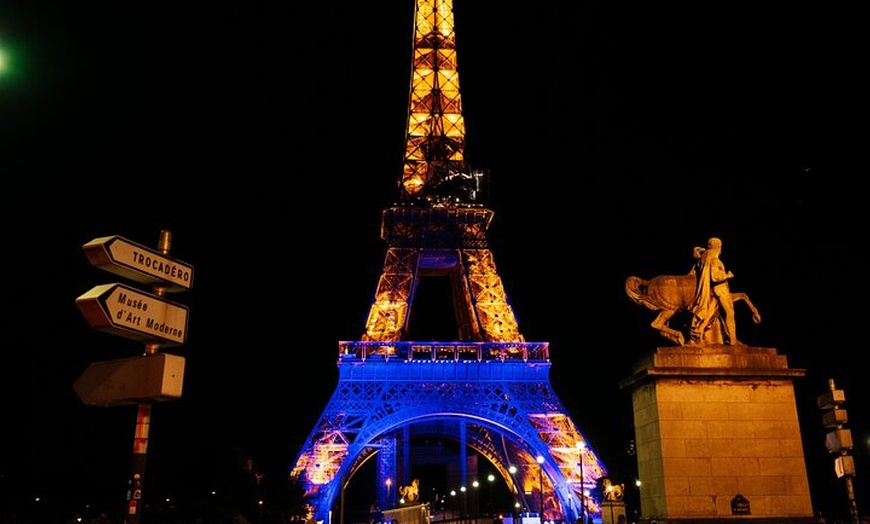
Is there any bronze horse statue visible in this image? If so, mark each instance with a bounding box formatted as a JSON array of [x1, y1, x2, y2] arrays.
[[625, 272, 761, 345]]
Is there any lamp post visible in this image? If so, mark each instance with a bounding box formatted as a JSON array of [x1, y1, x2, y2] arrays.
[[386, 478, 392, 509], [576, 441, 586, 524], [536, 455, 545, 521], [605, 485, 615, 524], [487, 473, 495, 516], [339, 468, 347, 524], [473, 480, 480, 519], [509, 465, 519, 523]]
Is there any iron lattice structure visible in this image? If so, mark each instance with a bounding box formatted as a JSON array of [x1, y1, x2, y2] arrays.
[[292, 344, 607, 523], [399, 0, 480, 204], [291, 2, 607, 523]]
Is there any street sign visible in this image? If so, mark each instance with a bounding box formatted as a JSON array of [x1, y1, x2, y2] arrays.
[[74, 353, 185, 406], [83, 235, 194, 292], [825, 428, 854, 453], [835, 455, 856, 478], [76, 283, 189, 345]]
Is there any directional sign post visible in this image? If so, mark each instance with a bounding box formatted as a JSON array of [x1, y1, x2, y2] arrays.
[[76, 282, 189, 346], [818, 378, 861, 523], [75, 230, 193, 524]]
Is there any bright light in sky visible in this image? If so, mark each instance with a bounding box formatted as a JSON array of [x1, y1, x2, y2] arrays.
[[0, 40, 23, 83]]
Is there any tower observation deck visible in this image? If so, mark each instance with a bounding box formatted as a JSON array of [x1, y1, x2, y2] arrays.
[[290, 2, 608, 523]]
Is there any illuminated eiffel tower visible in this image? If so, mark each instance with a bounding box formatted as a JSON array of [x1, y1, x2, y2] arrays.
[[291, 2, 607, 522]]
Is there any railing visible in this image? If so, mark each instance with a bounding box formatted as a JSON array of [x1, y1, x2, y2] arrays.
[[338, 341, 549, 362]]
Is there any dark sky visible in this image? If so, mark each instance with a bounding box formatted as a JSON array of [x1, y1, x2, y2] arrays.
[[2, 0, 866, 521]]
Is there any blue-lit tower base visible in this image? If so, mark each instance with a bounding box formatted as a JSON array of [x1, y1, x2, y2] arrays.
[[291, 316, 608, 524]]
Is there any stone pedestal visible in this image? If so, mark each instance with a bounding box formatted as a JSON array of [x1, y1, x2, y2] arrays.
[[618, 346, 814, 523], [601, 500, 627, 524]]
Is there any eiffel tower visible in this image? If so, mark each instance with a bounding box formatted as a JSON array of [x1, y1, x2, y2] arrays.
[[291, 2, 607, 522]]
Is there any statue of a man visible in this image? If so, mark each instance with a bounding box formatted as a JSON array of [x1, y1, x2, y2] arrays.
[[689, 237, 740, 345]]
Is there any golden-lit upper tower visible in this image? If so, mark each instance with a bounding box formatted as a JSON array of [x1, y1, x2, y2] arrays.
[[361, 0, 521, 344], [399, 0, 481, 204]]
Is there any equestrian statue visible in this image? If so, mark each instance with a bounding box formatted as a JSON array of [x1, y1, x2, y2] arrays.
[[625, 237, 761, 346]]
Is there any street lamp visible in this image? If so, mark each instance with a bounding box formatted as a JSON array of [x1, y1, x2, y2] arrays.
[[487, 473, 495, 515], [576, 441, 586, 524], [605, 484, 615, 524], [509, 466, 519, 523], [635, 479, 642, 521], [386, 478, 392, 508], [536, 455, 545, 521]]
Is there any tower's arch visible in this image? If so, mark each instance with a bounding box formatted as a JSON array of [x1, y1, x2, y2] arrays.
[[292, 347, 607, 523]]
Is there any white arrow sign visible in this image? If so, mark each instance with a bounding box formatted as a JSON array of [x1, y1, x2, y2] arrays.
[[76, 283, 189, 345], [83, 235, 194, 292]]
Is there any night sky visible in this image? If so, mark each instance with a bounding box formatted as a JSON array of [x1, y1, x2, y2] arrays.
[[2, 0, 865, 521]]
